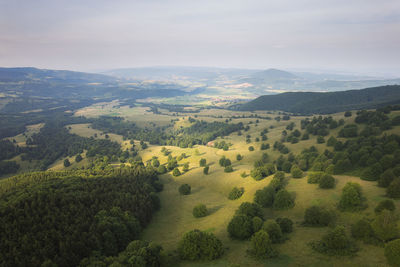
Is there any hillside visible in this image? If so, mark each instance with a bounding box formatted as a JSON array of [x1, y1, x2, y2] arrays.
[[236, 85, 400, 114]]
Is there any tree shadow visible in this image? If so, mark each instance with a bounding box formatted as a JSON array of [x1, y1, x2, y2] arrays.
[[208, 204, 225, 215]]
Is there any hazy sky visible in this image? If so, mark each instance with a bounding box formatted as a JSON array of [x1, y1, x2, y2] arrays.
[[0, 0, 399, 75]]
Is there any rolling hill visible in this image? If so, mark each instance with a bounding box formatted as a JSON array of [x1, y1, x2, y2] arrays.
[[235, 85, 400, 114]]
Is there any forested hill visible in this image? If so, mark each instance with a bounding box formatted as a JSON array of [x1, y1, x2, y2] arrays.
[[235, 85, 400, 114]]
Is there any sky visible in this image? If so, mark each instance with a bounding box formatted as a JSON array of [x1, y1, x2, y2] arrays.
[[0, 0, 399, 76]]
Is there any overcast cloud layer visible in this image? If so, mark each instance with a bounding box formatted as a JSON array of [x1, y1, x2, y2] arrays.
[[0, 0, 399, 75]]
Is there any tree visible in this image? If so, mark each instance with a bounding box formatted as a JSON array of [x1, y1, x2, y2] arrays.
[[236, 202, 263, 218], [371, 210, 399, 242], [183, 162, 189, 172], [178, 230, 224, 260], [236, 154, 243, 161], [375, 199, 396, 213], [338, 182, 365, 211], [249, 230, 278, 259], [228, 187, 244, 200], [203, 166, 209, 175], [385, 239, 400, 266], [291, 166, 303, 178], [157, 165, 167, 174], [172, 167, 181, 176], [252, 217, 263, 232], [351, 219, 375, 242], [193, 204, 208, 218], [224, 165, 233, 173], [152, 158, 160, 167], [248, 146, 254, 151], [387, 179, 400, 198], [179, 184, 191, 195], [227, 215, 254, 240], [304, 206, 335, 226], [319, 174, 335, 189], [262, 220, 283, 243], [379, 169, 396, 188], [254, 186, 275, 208], [75, 154, 83, 163], [311, 226, 356, 255], [273, 189, 294, 210], [317, 136, 325, 144], [276, 218, 293, 233], [63, 159, 70, 167], [199, 158, 207, 167], [344, 111, 352, 117]]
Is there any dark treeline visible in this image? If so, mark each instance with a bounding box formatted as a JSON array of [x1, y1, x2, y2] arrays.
[[91, 116, 244, 148], [0, 165, 162, 267]]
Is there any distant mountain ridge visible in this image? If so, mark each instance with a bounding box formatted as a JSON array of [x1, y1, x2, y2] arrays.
[[235, 85, 400, 114]]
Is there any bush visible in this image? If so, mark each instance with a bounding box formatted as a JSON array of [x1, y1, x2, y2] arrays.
[[304, 206, 335, 226], [375, 199, 396, 213], [203, 166, 209, 175], [273, 189, 295, 210], [249, 230, 278, 259], [152, 158, 160, 167], [199, 158, 207, 167], [379, 169, 396, 188], [182, 162, 189, 172], [236, 154, 243, 161], [317, 136, 325, 144], [224, 165, 234, 173], [254, 186, 275, 208], [338, 182, 365, 211], [385, 239, 400, 267], [228, 187, 244, 200], [227, 215, 254, 240], [276, 218, 293, 233], [307, 172, 324, 184], [179, 184, 191, 195], [157, 165, 167, 174], [252, 217, 264, 232], [351, 219, 375, 242], [248, 146, 255, 151], [63, 159, 70, 167], [178, 229, 224, 260], [236, 202, 263, 219], [193, 204, 208, 218], [371, 210, 399, 242], [262, 220, 283, 243], [319, 174, 335, 189], [172, 167, 181, 176], [387, 179, 400, 198], [344, 111, 352, 117], [291, 166, 303, 178], [75, 154, 83, 163], [311, 226, 357, 255]]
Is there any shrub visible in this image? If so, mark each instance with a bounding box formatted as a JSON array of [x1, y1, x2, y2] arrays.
[[193, 204, 208, 218], [199, 158, 207, 167], [203, 166, 209, 175], [385, 239, 400, 266], [304, 206, 335, 226], [224, 165, 234, 173], [228, 187, 244, 200], [219, 156, 231, 167], [371, 210, 399, 242], [157, 165, 167, 174], [379, 169, 396, 188], [152, 158, 160, 167], [75, 154, 83, 163], [307, 172, 324, 184], [344, 111, 352, 117], [254, 186, 275, 208], [375, 199, 396, 213], [291, 166, 303, 178], [172, 167, 181, 176], [248, 146, 255, 151], [338, 182, 365, 211], [262, 220, 283, 243], [319, 174, 335, 189], [178, 230, 224, 260], [236, 154, 243, 161], [227, 215, 254, 240], [236, 202, 263, 218], [351, 219, 375, 242], [273, 189, 295, 210], [317, 136, 325, 144], [63, 159, 70, 167], [276, 218, 293, 233], [240, 171, 247, 178], [387, 179, 400, 198], [249, 230, 278, 259], [183, 162, 189, 172], [252, 217, 264, 232], [311, 226, 357, 255], [179, 184, 191, 195]]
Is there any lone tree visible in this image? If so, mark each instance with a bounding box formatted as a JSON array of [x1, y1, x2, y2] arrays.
[[227, 215, 253, 240], [304, 206, 335, 226], [319, 174, 335, 189], [193, 204, 208, 218], [172, 167, 181, 176], [249, 230, 278, 259], [75, 154, 83, 163], [63, 159, 70, 167], [311, 226, 357, 255], [228, 187, 244, 200], [262, 220, 283, 244], [203, 166, 209, 175], [291, 166, 303, 178], [199, 158, 207, 167], [183, 162, 189, 172], [178, 230, 224, 261], [179, 184, 191, 195], [338, 182, 365, 211], [273, 189, 295, 210]]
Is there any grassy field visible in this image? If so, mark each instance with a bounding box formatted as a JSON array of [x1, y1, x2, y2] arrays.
[[137, 111, 399, 267]]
